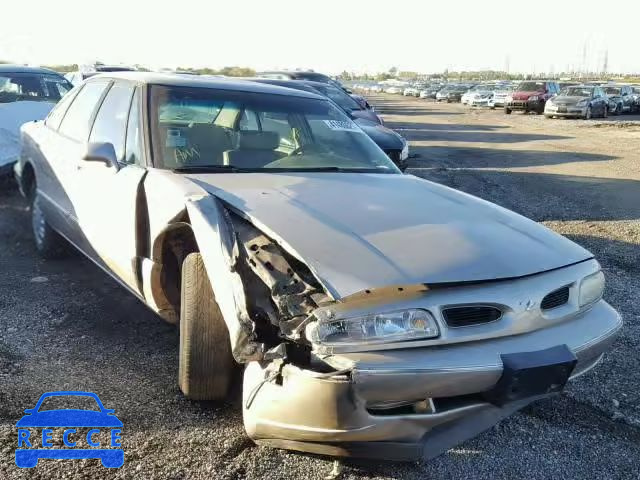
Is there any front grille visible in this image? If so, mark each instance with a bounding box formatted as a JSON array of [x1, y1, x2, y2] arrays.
[[541, 286, 570, 310], [385, 150, 400, 162], [442, 306, 502, 327]]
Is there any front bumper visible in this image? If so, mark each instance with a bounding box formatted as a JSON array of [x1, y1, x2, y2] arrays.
[[0, 159, 15, 177], [545, 105, 587, 117], [471, 98, 492, 107], [243, 299, 621, 460], [506, 99, 543, 111]]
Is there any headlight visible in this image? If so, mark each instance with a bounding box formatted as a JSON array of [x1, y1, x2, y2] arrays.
[[307, 309, 439, 346], [529, 95, 539, 102], [506, 95, 513, 102], [576, 99, 588, 107], [401, 142, 409, 160], [578, 271, 605, 307]]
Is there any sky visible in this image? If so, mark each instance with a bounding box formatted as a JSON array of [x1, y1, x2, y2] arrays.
[[1, 0, 639, 75]]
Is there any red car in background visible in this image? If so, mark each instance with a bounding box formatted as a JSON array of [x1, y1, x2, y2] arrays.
[[505, 80, 560, 114]]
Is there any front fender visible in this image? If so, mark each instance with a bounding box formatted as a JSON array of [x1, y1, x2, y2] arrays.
[[185, 195, 263, 362]]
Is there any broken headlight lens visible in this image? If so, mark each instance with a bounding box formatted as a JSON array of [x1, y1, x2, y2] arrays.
[[578, 270, 605, 307], [307, 309, 439, 346]]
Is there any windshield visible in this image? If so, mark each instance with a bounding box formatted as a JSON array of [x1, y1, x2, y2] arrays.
[[0, 73, 72, 103], [150, 86, 399, 173], [517, 81, 545, 92], [38, 395, 101, 412], [561, 87, 593, 97], [312, 84, 362, 112], [603, 87, 621, 95]]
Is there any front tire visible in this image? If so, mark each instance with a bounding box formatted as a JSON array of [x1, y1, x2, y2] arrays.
[[584, 106, 592, 120], [31, 191, 66, 259], [179, 252, 234, 400], [504, 107, 512, 114], [602, 106, 608, 118]]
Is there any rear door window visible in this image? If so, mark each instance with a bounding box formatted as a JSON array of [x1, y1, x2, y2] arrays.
[[58, 80, 110, 142]]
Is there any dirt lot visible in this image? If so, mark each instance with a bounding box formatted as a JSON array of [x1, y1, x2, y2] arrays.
[[1, 94, 639, 479]]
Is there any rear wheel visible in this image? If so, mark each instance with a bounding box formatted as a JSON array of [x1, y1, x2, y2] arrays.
[[31, 190, 67, 259], [179, 252, 234, 400]]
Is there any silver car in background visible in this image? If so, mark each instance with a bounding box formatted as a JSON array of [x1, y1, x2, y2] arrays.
[[545, 85, 609, 119], [15, 72, 622, 462]]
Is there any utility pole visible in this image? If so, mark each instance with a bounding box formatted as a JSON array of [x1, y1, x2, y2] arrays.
[[602, 49, 608, 76]]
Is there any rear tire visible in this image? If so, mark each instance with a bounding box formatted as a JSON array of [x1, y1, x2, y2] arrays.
[[179, 252, 234, 400], [31, 191, 67, 259]]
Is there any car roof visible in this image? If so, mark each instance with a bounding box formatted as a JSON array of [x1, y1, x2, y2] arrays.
[[0, 64, 63, 76], [249, 78, 319, 93], [91, 72, 325, 100]]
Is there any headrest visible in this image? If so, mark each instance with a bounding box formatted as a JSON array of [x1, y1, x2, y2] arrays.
[[238, 130, 279, 150]]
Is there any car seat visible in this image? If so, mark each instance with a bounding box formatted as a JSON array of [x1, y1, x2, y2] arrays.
[[223, 130, 283, 168]]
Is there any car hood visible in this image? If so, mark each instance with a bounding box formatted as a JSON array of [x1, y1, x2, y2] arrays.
[[512, 91, 544, 100], [354, 119, 404, 150], [553, 95, 588, 105], [350, 108, 381, 124], [0, 101, 55, 167], [186, 173, 592, 299], [16, 409, 123, 427]]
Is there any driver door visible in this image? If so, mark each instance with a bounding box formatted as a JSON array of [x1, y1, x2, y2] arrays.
[[72, 82, 147, 296]]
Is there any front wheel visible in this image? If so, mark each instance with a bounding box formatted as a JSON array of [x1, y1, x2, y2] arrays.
[[602, 106, 608, 118], [584, 106, 592, 120], [504, 107, 512, 115], [179, 252, 234, 400]]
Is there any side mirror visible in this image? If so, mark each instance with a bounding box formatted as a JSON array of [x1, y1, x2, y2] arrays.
[[83, 142, 120, 170]]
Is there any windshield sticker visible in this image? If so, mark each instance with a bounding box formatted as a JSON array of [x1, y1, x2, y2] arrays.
[[323, 120, 362, 133], [166, 129, 187, 148]]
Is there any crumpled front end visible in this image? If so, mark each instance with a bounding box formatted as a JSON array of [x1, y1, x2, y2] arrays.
[[240, 258, 622, 460], [182, 186, 620, 461]]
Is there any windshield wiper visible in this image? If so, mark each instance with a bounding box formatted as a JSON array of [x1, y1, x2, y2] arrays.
[[263, 166, 393, 174], [172, 165, 253, 173]]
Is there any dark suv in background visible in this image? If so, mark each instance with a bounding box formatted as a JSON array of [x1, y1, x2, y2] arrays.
[[600, 84, 635, 115], [257, 70, 372, 110], [505, 80, 560, 114]]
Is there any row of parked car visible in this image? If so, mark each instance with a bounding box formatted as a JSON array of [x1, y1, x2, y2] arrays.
[[354, 80, 640, 119], [0, 65, 409, 178]]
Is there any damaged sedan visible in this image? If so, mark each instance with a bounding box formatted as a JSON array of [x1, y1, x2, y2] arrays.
[[15, 73, 622, 461]]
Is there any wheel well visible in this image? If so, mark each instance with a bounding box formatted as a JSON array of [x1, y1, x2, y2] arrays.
[[153, 223, 199, 316]]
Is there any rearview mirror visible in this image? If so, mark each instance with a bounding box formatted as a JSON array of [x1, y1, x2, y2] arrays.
[[83, 142, 120, 170]]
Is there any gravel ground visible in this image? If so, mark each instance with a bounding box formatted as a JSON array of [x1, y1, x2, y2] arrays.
[[1, 94, 639, 479]]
